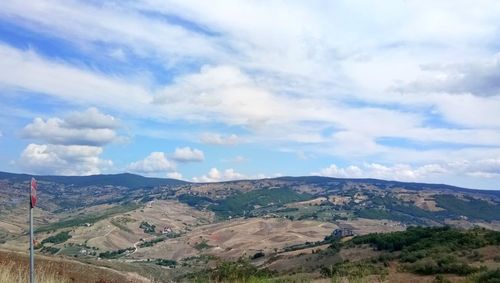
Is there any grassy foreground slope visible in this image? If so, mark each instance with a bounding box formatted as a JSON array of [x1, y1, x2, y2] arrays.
[[0, 249, 149, 283]]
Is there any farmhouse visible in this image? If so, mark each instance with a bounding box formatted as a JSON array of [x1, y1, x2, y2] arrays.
[[332, 228, 354, 238]]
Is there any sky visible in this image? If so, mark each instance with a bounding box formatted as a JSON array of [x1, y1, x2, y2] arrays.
[[0, 1, 500, 189]]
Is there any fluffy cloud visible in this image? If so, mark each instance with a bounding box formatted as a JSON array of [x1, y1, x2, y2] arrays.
[[17, 108, 119, 175], [65, 107, 119, 129], [315, 162, 446, 181], [18, 143, 112, 175], [171, 147, 204, 162], [192, 168, 246, 182], [447, 158, 500, 178], [200, 133, 242, 146], [316, 159, 500, 182], [21, 108, 119, 146], [3, 1, 500, 186], [315, 164, 364, 178], [166, 171, 183, 180], [364, 163, 448, 181], [128, 152, 175, 174]]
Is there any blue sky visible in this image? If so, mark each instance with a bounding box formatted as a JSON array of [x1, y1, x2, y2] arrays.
[[1, 1, 500, 189]]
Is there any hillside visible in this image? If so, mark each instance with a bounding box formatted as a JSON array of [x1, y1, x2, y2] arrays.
[[0, 171, 499, 282]]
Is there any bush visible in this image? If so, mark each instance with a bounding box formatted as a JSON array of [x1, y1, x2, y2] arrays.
[[251, 252, 265, 259], [403, 256, 483, 276], [194, 240, 212, 251], [40, 246, 60, 254], [155, 259, 177, 267], [139, 221, 156, 234], [41, 231, 71, 245], [189, 259, 274, 282], [472, 268, 500, 283], [98, 247, 134, 259]]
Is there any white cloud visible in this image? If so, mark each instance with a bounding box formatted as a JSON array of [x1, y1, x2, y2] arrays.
[[18, 143, 112, 175], [22, 109, 119, 146], [200, 133, 242, 145], [315, 162, 446, 181], [16, 108, 120, 175], [316, 159, 500, 182], [65, 107, 119, 129], [171, 147, 204, 162], [448, 158, 500, 178], [166, 171, 183, 180], [363, 163, 448, 181], [2, 1, 500, 187], [128, 152, 175, 174], [192, 167, 246, 182], [0, 44, 151, 113], [0, 0, 220, 63], [315, 164, 364, 178], [401, 56, 500, 97]]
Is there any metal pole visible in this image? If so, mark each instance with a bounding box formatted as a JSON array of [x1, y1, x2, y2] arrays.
[[30, 200, 34, 283]]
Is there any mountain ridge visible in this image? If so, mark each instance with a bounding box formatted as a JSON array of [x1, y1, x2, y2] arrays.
[[0, 170, 498, 195]]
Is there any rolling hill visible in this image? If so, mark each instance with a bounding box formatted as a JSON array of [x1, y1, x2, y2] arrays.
[[0, 171, 499, 282]]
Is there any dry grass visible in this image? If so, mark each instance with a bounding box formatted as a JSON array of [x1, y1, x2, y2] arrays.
[[0, 261, 70, 283], [0, 249, 150, 283]]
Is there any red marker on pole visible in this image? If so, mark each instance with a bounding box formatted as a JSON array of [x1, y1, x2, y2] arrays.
[[29, 177, 37, 283]]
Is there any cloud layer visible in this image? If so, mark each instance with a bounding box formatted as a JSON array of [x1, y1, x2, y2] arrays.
[[1, 1, 500, 187]]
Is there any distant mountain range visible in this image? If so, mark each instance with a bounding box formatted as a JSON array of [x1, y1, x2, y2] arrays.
[[0, 170, 498, 195], [0, 170, 499, 225]]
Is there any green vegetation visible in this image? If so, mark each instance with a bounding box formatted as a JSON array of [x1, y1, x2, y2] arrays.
[[139, 221, 156, 234], [351, 226, 500, 251], [36, 203, 140, 233], [40, 246, 60, 255], [137, 234, 180, 248], [188, 259, 274, 282], [364, 196, 437, 224], [154, 259, 177, 267], [320, 261, 388, 280], [178, 194, 214, 208], [470, 268, 500, 282], [41, 231, 71, 245], [98, 247, 135, 259], [209, 187, 312, 217], [194, 240, 212, 251], [435, 195, 500, 221], [402, 255, 484, 276], [350, 226, 500, 276]]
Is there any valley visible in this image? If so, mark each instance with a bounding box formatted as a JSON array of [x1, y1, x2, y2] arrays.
[[0, 172, 499, 282]]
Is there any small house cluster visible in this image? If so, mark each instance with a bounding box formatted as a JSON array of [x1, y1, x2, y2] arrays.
[[332, 228, 354, 238]]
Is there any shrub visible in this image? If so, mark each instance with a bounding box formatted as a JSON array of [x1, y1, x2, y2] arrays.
[[41, 231, 71, 245], [189, 259, 274, 282], [98, 247, 134, 259], [155, 259, 177, 267], [139, 221, 156, 234], [251, 252, 265, 259], [472, 268, 500, 283]]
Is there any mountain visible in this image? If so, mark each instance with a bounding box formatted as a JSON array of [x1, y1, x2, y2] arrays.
[[0, 171, 187, 188], [1, 171, 499, 282]]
